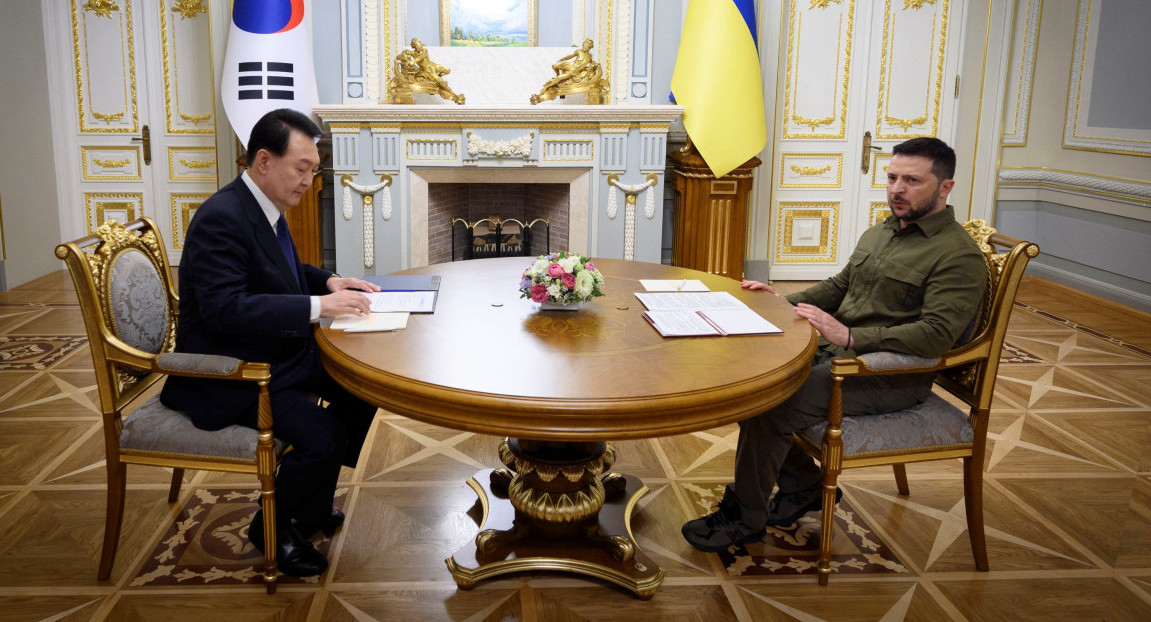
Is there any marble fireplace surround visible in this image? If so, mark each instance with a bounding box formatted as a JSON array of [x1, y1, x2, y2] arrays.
[[314, 104, 683, 276]]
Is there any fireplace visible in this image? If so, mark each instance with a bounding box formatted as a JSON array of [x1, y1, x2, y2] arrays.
[[428, 183, 568, 264]]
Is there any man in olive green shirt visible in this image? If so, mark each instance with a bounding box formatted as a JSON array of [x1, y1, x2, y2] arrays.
[[683, 137, 987, 552]]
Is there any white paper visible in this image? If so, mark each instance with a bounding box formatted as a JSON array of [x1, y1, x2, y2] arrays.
[[639, 279, 710, 292], [635, 291, 747, 311], [701, 309, 782, 335], [366, 291, 436, 313], [643, 311, 721, 336], [331, 312, 410, 332]]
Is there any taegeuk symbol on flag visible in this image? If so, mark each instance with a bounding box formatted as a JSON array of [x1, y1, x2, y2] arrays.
[[221, 0, 319, 146]]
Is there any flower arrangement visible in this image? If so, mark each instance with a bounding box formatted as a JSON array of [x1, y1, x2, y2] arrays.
[[519, 251, 605, 305]]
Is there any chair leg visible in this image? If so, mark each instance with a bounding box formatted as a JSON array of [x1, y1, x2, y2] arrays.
[[892, 463, 910, 495], [962, 456, 989, 571], [167, 468, 184, 503], [97, 460, 127, 580], [259, 486, 278, 594], [816, 472, 842, 586]]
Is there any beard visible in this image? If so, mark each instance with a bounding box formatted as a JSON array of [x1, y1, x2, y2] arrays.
[[890, 183, 941, 225]]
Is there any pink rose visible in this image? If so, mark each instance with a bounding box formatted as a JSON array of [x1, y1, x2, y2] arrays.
[[584, 261, 596, 272], [547, 262, 565, 278], [561, 272, 576, 289], [530, 283, 548, 302]]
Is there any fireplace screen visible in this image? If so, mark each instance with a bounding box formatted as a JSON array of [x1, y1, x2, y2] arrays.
[[451, 217, 549, 260]]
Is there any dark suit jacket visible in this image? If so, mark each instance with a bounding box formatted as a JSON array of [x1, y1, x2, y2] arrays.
[[161, 175, 335, 430]]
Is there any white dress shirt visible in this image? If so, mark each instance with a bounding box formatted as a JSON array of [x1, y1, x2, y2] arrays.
[[240, 171, 322, 321]]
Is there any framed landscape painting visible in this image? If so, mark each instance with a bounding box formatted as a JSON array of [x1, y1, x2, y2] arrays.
[[440, 0, 538, 47]]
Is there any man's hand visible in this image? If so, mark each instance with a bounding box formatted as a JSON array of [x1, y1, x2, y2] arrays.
[[320, 290, 373, 318], [794, 303, 852, 348], [741, 279, 781, 296], [327, 276, 382, 293]]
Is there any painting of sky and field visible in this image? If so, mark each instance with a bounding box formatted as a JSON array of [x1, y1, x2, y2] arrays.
[[448, 0, 530, 47]]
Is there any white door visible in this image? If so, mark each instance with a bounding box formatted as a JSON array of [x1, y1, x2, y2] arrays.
[[46, 0, 219, 262], [768, 0, 962, 280]]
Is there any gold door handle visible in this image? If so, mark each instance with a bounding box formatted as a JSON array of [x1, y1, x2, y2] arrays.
[[131, 125, 151, 165], [860, 130, 881, 174]]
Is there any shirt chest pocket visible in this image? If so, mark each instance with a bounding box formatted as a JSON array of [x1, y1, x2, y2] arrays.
[[880, 261, 927, 311]]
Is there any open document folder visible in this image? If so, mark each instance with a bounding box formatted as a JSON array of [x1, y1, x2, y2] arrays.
[[635, 292, 783, 337], [362, 275, 440, 313]]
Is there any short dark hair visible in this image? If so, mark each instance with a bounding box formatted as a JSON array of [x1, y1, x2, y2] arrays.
[[246, 108, 322, 159], [891, 137, 956, 181]]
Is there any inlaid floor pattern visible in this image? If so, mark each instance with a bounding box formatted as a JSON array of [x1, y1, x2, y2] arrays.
[[0, 272, 1148, 621]]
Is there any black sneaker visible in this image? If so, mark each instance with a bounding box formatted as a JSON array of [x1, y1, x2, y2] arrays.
[[681, 495, 766, 552], [765, 486, 842, 527]]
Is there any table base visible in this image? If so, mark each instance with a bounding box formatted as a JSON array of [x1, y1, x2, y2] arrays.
[[446, 468, 666, 599]]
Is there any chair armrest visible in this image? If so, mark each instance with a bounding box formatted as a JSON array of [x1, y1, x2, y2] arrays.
[[154, 352, 272, 382]]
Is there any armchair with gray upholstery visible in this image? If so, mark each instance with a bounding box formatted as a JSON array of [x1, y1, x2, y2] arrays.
[[793, 220, 1039, 585], [55, 218, 285, 594]]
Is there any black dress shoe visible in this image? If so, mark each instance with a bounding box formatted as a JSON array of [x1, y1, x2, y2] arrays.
[[294, 507, 345, 539], [248, 509, 329, 577]]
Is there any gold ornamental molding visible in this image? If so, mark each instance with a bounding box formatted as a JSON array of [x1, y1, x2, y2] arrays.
[[179, 112, 212, 124], [870, 201, 893, 226], [84, 192, 142, 232], [160, 0, 213, 134], [71, 0, 138, 133], [170, 0, 207, 20], [875, 0, 948, 139], [179, 158, 214, 169], [780, 153, 843, 188], [1063, 0, 1151, 156], [92, 111, 126, 124], [790, 164, 832, 176], [784, 0, 855, 139], [81, 146, 141, 180], [167, 146, 216, 180], [82, 0, 120, 18], [775, 202, 839, 263], [170, 192, 210, 248], [1001, 0, 1041, 147]]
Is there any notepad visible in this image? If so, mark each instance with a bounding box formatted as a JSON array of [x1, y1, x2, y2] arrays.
[[639, 279, 709, 292], [331, 312, 409, 333]]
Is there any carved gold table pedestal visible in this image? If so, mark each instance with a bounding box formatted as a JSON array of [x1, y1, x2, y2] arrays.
[[446, 439, 665, 599]]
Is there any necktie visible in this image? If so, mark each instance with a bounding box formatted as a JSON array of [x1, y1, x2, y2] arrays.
[[275, 215, 303, 289]]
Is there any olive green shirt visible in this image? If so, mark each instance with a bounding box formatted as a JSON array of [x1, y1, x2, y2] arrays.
[[786, 205, 987, 358]]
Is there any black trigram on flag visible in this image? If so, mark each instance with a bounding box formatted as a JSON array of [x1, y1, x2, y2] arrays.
[[236, 62, 295, 100]]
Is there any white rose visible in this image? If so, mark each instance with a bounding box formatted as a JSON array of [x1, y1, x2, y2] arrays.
[[574, 270, 593, 299], [532, 258, 549, 276], [547, 283, 562, 299], [559, 256, 578, 273]]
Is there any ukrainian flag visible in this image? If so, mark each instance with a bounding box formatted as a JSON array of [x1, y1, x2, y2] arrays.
[[671, 0, 766, 178]]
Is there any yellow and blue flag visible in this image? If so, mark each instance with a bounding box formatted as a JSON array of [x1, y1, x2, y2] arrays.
[[671, 0, 766, 178]]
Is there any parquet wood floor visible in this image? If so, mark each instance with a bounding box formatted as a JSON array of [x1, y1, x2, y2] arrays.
[[0, 272, 1148, 621]]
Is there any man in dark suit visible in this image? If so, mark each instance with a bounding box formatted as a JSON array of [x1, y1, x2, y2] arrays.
[[161, 108, 380, 576]]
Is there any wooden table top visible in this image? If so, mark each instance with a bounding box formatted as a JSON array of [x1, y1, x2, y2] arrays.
[[316, 257, 817, 441]]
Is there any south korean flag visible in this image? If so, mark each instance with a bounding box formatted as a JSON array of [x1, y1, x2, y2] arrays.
[[221, 0, 319, 147]]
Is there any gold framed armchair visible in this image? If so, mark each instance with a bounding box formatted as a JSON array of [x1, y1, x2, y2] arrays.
[[793, 221, 1039, 585], [55, 218, 284, 594]]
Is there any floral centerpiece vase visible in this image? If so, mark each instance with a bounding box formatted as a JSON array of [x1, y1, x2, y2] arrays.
[[519, 251, 604, 310]]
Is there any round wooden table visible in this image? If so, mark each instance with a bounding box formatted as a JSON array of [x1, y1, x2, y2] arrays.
[[316, 257, 816, 597]]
